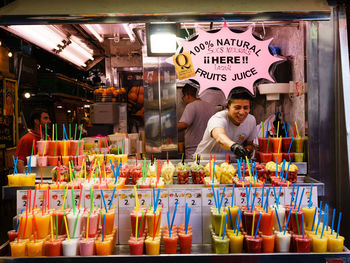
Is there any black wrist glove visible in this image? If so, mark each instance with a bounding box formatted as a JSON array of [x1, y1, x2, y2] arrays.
[[230, 143, 249, 158]]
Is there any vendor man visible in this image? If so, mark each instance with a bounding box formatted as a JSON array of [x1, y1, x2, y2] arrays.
[[195, 87, 257, 158], [15, 108, 51, 172]]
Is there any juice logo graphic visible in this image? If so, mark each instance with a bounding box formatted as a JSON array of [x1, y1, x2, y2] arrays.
[[179, 23, 283, 97]]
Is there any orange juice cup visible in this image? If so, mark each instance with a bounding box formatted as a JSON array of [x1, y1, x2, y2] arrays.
[[19, 214, 33, 239], [27, 240, 44, 257], [95, 239, 112, 255], [34, 214, 50, 239], [61, 156, 70, 166], [58, 141, 70, 156], [261, 234, 275, 253], [10, 240, 26, 257], [259, 210, 274, 235], [70, 140, 84, 156], [47, 156, 59, 166], [271, 137, 282, 153], [229, 233, 244, 253], [145, 238, 160, 255], [101, 209, 115, 235], [272, 153, 283, 163], [178, 232, 192, 254], [163, 235, 178, 254]]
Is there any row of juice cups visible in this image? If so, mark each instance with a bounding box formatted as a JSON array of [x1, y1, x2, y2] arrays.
[[14, 208, 116, 241], [36, 140, 84, 156], [26, 155, 85, 167], [258, 137, 306, 154], [7, 173, 36, 187], [10, 227, 118, 257], [258, 152, 305, 163], [128, 224, 193, 255]]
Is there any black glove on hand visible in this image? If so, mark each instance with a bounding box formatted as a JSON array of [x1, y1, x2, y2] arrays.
[[230, 143, 249, 158]]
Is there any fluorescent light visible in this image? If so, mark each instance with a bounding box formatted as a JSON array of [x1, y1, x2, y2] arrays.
[[59, 48, 87, 67], [122, 24, 135, 42], [83, 24, 103, 42], [68, 39, 94, 61], [150, 33, 176, 53]]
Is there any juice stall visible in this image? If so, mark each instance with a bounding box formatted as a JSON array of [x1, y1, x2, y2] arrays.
[[0, 0, 349, 262]]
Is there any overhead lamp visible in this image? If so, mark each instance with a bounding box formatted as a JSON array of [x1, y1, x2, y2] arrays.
[[122, 24, 135, 42], [82, 24, 104, 42], [146, 23, 179, 57], [24, 92, 31, 99], [8, 51, 13, 57]]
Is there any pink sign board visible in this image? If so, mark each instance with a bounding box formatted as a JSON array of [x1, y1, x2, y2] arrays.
[[179, 23, 284, 97]]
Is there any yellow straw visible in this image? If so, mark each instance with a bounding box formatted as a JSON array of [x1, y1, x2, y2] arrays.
[[135, 208, 139, 240], [52, 124, 55, 143], [69, 162, 72, 182], [61, 186, 68, 211], [245, 156, 253, 181], [86, 213, 90, 241], [50, 215, 54, 241], [251, 210, 255, 236], [295, 121, 300, 137], [278, 136, 282, 154], [287, 181, 290, 187], [277, 121, 280, 138], [134, 185, 140, 209], [42, 139, 48, 157], [219, 212, 224, 237], [84, 159, 87, 181], [63, 215, 70, 241]]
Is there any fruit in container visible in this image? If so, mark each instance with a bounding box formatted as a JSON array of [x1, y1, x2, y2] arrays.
[[220, 162, 237, 184]]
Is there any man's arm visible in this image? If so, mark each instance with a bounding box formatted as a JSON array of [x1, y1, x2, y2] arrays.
[[178, 122, 189, 131], [211, 127, 235, 150]]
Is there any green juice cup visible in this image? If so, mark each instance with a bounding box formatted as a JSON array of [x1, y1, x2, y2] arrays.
[[214, 236, 230, 254]]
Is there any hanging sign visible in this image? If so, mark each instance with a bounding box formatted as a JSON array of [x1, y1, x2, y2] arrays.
[[178, 23, 283, 96]]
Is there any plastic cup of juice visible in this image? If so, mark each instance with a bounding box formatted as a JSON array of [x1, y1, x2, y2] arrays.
[[8, 230, 18, 242], [327, 235, 344, 252], [34, 214, 50, 239], [58, 141, 70, 156], [282, 137, 292, 153], [275, 231, 291, 252], [62, 238, 79, 256], [244, 210, 260, 235], [53, 210, 66, 235], [47, 156, 59, 166], [225, 206, 239, 230], [95, 239, 112, 255], [67, 212, 82, 239], [37, 140, 48, 156], [37, 156, 48, 167], [45, 239, 62, 256], [101, 209, 115, 235], [291, 210, 304, 234], [272, 205, 285, 232], [271, 138, 282, 153], [163, 235, 178, 254], [146, 210, 161, 236], [145, 238, 160, 255], [258, 138, 270, 153], [61, 156, 70, 166], [261, 234, 275, 253], [26, 156, 37, 167], [272, 153, 283, 163], [47, 141, 56, 156], [213, 235, 229, 254], [79, 238, 95, 256], [291, 233, 303, 252], [295, 236, 311, 253], [128, 237, 144, 255], [259, 210, 274, 235], [178, 232, 192, 254], [302, 207, 316, 231], [312, 235, 328, 252], [212, 210, 227, 235], [70, 140, 84, 156], [8, 174, 20, 186], [293, 137, 304, 153], [19, 214, 33, 239], [294, 153, 304, 162], [246, 235, 263, 253], [10, 240, 26, 257], [229, 233, 244, 253], [282, 153, 294, 162], [27, 239, 44, 257], [259, 153, 273, 163]]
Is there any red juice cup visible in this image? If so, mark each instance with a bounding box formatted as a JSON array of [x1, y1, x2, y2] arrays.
[[258, 138, 270, 153], [163, 235, 178, 254], [282, 137, 292, 153], [45, 239, 62, 256], [70, 140, 84, 156], [244, 210, 260, 235], [53, 210, 66, 235], [259, 152, 273, 163], [246, 235, 263, 253], [48, 156, 59, 166], [259, 210, 274, 235], [282, 153, 294, 162], [290, 210, 304, 234], [8, 230, 18, 242], [47, 141, 56, 156], [291, 233, 303, 252], [271, 138, 282, 153], [295, 236, 311, 253], [284, 205, 292, 231], [79, 238, 95, 256], [130, 209, 146, 237], [261, 234, 275, 253], [272, 153, 283, 163], [178, 232, 192, 254], [128, 238, 144, 255]]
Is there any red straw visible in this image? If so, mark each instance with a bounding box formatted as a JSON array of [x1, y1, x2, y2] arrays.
[[32, 188, 37, 211], [32, 212, 38, 243], [98, 138, 102, 154], [270, 121, 275, 137], [299, 136, 303, 153], [40, 163, 43, 185], [293, 122, 297, 137], [28, 189, 31, 213], [78, 184, 83, 209], [105, 137, 110, 154], [23, 213, 28, 239], [42, 194, 45, 216], [167, 152, 169, 164], [17, 217, 23, 243], [57, 161, 61, 184], [47, 189, 50, 211], [153, 212, 161, 240]]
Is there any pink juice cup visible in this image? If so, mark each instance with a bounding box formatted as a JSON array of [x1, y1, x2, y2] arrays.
[[82, 212, 99, 238], [70, 140, 84, 156], [37, 156, 48, 167], [37, 140, 48, 156], [79, 238, 95, 256]]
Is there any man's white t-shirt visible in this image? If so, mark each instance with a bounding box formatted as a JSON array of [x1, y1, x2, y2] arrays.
[[195, 110, 257, 155], [179, 100, 217, 158]]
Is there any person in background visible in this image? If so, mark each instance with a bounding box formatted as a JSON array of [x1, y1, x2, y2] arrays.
[[195, 87, 257, 158], [15, 108, 51, 173], [177, 83, 217, 159]]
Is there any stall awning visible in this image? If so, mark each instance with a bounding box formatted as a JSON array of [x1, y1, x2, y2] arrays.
[[0, 0, 331, 25]]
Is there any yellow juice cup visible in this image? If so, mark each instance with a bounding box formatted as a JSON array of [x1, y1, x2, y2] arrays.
[[34, 214, 50, 239], [27, 240, 44, 257], [19, 214, 33, 239], [328, 235, 344, 252], [302, 206, 316, 231], [95, 239, 112, 255], [145, 238, 160, 255], [8, 174, 20, 186], [117, 154, 128, 163], [225, 206, 239, 230], [312, 236, 328, 252], [10, 240, 27, 257], [229, 233, 244, 253], [146, 210, 162, 236]]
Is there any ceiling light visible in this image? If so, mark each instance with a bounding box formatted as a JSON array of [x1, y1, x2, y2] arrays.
[[82, 24, 103, 42], [24, 92, 30, 99], [57, 105, 63, 109], [122, 24, 135, 42], [146, 23, 179, 57], [8, 51, 13, 57], [67, 110, 72, 113], [84, 104, 90, 108]]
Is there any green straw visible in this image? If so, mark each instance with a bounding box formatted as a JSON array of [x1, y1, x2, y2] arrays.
[[122, 138, 125, 154], [45, 124, 47, 140], [117, 139, 120, 155], [266, 136, 270, 154], [137, 212, 144, 238], [69, 123, 71, 139], [90, 188, 94, 212], [74, 123, 77, 140], [295, 212, 300, 235], [55, 123, 58, 140], [72, 213, 79, 238], [71, 187, 76, 215], [31, 140, 35, 156], [76, 124, 83, 156]]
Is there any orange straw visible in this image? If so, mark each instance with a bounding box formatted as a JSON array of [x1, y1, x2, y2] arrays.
[[278, 136, 282, 154]]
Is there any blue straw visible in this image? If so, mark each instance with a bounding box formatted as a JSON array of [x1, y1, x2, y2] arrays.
[[231, 184, 235, 207], [265, 122, 269, 138], [254, 161, 258, 182], [311, 207, 318, 231], [308, 183, 313, 208], [62, 124, 67, 140], [284, 161, 291, 182], [152, 186, 156, 209], [302, 214, 305, 239], [274, 206, 282, 232], [254, 213, 262, 239], [108, 186, 117, 210], [284, 208, 292, 235], [325, 204, 329, 231], [212, 161, 215, 184], [219, 187, 226, 210], [100, 189, 108, 212], [283, 121, 287, 137], [286, 122, 291, 137], [331, 208, 336, 235], [279, 160, 285, 180], [264, 188, 270, 212], [185, 206, 191, 234], [217, 190, 221, 213], [222, 213, 229, 240], [233, 208, 239, 233], [251, 188, 257, 212], [102, 214, 105, 242], [228, 206, 233, 229], [293, 186, 300, 209], [109, 159, 117, 182], [167, 211, 171, 237], [290, 183, 295, 206], [272, 185, 278, 208], [275, 157, 278, 178], [236, 210, 242, 236], [288, 137, 294, 154], [170, 200, 178, 230], [211, 185, 218, 208], [154, 188, 160, 213], [315, 206, 322, 235], [336, 212, 342, 239], [261, 183, 265, 207], [12, 156, 18, 175], [297, 188, 305, 212], [320, 212, 327, 239], [237, 159, 241, 181]]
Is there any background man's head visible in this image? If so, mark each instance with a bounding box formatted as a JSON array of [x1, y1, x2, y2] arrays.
[[182, 83, 198, 104], [29, 108, 51, 130], [227, 87, 253, 125]]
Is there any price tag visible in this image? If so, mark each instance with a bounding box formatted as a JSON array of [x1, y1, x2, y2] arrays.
[[16, 190, 33, 215], [185, 189, 202, 243], [155, 189, 169, 226], [65, 189, 81, 209], [101, 189, 119, 211], [119, 189, 135, 209], [285, 186, 318, 208], [218, 187, 230, 208], [168, 189, 186, 226], [235, 188, 251, 207], [118, 189, 134, 244], [50, 190, 65, 209], [34, 190, 48, 210], [138, 189, 152, 208], [202, 187, 215, 207]]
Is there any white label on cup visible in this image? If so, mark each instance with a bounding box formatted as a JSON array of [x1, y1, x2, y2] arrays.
[[50, 190, 65, 209], [137, 189, 152, 208], [168, 189, 186, 226], [16, 190, 33, 215]]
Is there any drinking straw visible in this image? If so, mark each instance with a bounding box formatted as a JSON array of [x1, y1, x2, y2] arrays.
[[40, 124, 42, 140], [336, 212, 342, 239], [122, 137, 125, 155], [331, 208, 336, 235], [154, 188, 160, 213], [283, 161, 291, 183], [231, 184, 235, 207], [278, 136, 282, 154], [61, 186, 68, 211], [71, 187, 76, 215], [261, 121, 264, 138], [290, 183, 295, 206], [254, 161, 258, 183], [100, 189, 108, 213], [185, 207, 191, 234], [52, 123, 55, 143], [295, 212, 301, 235], [315, 206, 322, 235], [90, 188, 93, 212], [233, 208, 239, 233], [72, 213, 79, 238], [277, 184, 283, 206], [284, 208, 292, 235], [33, 187, 37, 211], [265, 122, 269, 138], [222, 213, 229, 240], [261, 183, 265, 207], [298, 136, 303, 153], [293, 185, 300, 210], [308, 183, 314, 208], [283, 121, 287, 137], [102, 214, 106, 242], [279, 160, 285, 180], [270, 121, 275, 137], [247, 185, 251, 210], [68, 123, 71, 139], [236, 210, 242, 236], [320, 212, 327, 239], [302, 214, 305, 239], [108, 186, 117, 210], [245, 156, 253, 181], [62, 124, 67, 140], [63, 215, 70, 241], [228, 206, 234, 229], [311, 206, 318, 231], [219, 187, 226, 211], [12, 156, 18, 175], [211, 185, 218, 208], [137, 212, 144, 239], [251, 188, 257, 212], [217, 190, 221, 213], [75, 125, 83, 156], [272, 185, 278, 208], [134, 185, 140, 209], [170, 200, 178, 230], [275, 157, 278, 178], [274, 206, 282, 232], [251, 210, 255, 236], [26, 155, 31, 175], [254, 213, 262, 239], [277, 121, 280, 138], [45, 123, 47, 140], [212, 161, 215, 184], [167, 211, 171, 237], [237, 159, 241, 181], [116, 138, 119, 155], [288, 137, 294, 154], [135, 208, 139, 240], [264, 188, 270, 212], [55, 123, 58, 141], [50, 215, 54, 241], [86, 213, 90, 241], [297, 188, 305, 212], [153, 211, 160, 240]]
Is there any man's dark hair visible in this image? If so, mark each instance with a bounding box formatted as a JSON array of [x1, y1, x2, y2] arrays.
[[182, 83, 198, 98], [29, 108, 49, 129], [227, 87, 253, 106]]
